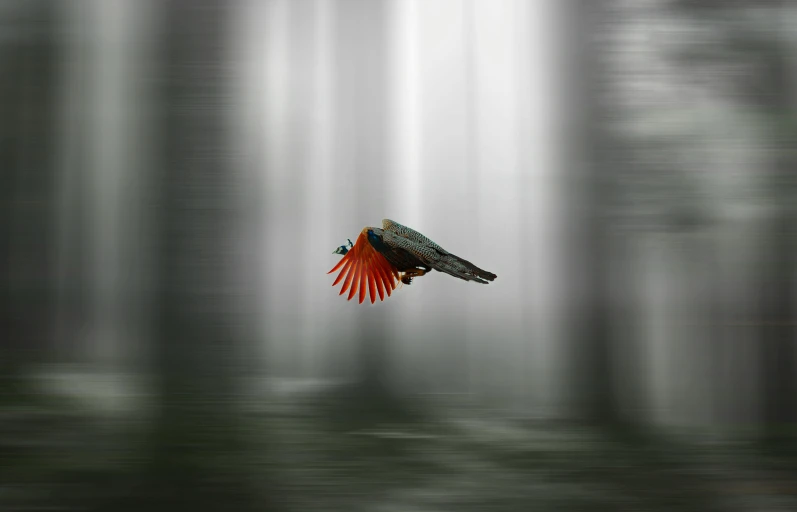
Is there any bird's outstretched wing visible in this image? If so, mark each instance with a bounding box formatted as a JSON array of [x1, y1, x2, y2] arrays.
[[327, 229, 399, 304]]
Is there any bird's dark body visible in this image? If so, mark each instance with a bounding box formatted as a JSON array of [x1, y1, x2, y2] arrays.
[[366, 228, 428, 274], [373, 241, 430, 272], [366, 221, 495, 284]]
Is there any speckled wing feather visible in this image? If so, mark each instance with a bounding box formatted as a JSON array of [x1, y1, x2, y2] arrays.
[[368, 229, 427, 272], [327, 229, 398, 303], [381, 219, 497, 284], [382, 219, 448, 254]]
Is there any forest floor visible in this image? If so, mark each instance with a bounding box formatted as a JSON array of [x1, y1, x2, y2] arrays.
[[263, 387, 797, 512], [2, 371, 797, 512]]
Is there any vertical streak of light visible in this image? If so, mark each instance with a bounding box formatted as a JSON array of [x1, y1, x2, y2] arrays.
[[463, 0, 481, 400], [543, 0, 561, 414], [293, 0, 312, 380], [544, 0, 573, 417], [53, 0, 152, 366], [262, 0, 290, 375], [504, 0, 522, 411], [230, 0, 261, 375], [515, 0, 530, 415], [389, 0, 423, 390], [302, 0, 334, 380], [228, 0, 273, 380], [522, 0, 561, 416], [505, 0, 526, 413], [392, 0, 421, 224], [88, 0, 125, 365], [466, 0, 522, 406], [53, 0, 89, 361], [465, 0, 523, 409]]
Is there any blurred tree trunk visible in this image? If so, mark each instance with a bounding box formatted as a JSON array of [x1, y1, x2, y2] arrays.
[[757, 33, 797, 447], [758, 211, 797, 447], [669, 0, 797, 447], [127, 1, 264, 509], [334, 0, 406, 424], [0, 0, 58, 372], [560, 0, 623, 426]]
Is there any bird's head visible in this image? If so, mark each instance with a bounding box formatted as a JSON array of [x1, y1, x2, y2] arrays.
[[332, 238, 355, 255]]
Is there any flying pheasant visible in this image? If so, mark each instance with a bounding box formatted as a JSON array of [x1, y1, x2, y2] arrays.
[[328, 219, 497, 304]]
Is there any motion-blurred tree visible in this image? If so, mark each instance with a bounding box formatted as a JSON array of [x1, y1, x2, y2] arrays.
[[560, 0, 625, 427], [668, 0, 797, 449], [0, 0, 58, 371], [127, 1, 267, 509]]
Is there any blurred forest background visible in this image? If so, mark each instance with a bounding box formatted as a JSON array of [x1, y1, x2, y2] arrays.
[[2, 0, 797, 511]]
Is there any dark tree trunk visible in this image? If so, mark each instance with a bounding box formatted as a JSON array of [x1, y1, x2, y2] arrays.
[[560, 0, 623, 426], [758, 213, 797, 446], [124, 2, 265, 509], [669, 0, 797, 447], [754, 5, 797, 450], [760, 49, 797, 449], [0, 0, 58, 370], [758, 54, 797, 442]]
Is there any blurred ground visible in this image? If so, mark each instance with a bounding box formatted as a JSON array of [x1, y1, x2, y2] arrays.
[[3, 370, 797, 512]]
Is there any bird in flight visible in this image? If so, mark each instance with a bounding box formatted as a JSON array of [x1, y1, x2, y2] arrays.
[[328, 219, 496, 304]]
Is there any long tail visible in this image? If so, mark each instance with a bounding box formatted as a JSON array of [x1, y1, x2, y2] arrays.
[[432, 253, 496, 284]]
